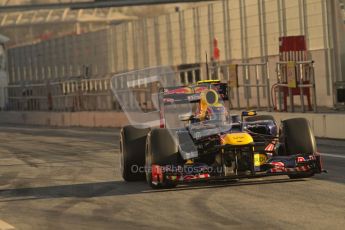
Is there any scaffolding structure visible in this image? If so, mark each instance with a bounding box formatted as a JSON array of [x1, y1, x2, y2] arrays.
[[0, 7, 137, 47]]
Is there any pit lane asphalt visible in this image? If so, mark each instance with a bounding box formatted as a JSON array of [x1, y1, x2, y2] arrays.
[[0, 125, 344, 230]]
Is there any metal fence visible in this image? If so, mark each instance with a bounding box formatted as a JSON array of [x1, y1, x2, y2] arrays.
[[7, 78, 114, 111], [6, 61, 274, 112], [208, 62, 271, 111]]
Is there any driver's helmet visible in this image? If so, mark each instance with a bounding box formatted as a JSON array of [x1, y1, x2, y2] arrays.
[[196, 89, 227, 122]]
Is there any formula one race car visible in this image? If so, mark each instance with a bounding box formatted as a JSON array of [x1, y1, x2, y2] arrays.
[[117, 76, 324, 189]]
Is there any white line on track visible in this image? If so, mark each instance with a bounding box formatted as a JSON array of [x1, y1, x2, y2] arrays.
[[0, 220, 15, 230], [320, 153, 345, 159]]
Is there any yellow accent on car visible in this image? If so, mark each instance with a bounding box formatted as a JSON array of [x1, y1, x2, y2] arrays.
[[221, 133, 254, 146], [186, 160, 194, 164], [254, 153, 268, 166], [247, 111, 256, 116], [201, 89, 219, 106], [197, 79, 220, 84], [198, 89, 223, 121]]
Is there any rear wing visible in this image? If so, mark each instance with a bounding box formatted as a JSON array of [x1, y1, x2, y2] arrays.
[[162, 82, 228, 105], [110, 66, 228, 128]]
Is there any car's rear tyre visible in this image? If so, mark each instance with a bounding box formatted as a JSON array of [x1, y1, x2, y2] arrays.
[[146, 128, 179, 189], [280, 118, 316, 156], [120, 125, 150, 182]]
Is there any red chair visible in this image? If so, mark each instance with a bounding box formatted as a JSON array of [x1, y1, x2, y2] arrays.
[[275, 83, 312, 112], [275, 36, 313, 111]]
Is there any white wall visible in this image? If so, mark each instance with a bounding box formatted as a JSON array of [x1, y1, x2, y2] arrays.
[[6, 0, 340, 108]]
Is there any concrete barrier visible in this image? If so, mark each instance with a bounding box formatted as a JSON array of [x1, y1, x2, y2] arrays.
[[0, 111, 129, 128], [232, 110, 345, 140], [0, 111, 344, 139]]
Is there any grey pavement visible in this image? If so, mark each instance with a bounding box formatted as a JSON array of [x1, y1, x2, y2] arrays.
[[0, 125, 344, 230]]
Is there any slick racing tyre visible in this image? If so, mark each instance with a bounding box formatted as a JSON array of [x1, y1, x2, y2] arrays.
[[146, 128, 179, 189], [280, 118, 317, 156], [120, 125, 150, 182]]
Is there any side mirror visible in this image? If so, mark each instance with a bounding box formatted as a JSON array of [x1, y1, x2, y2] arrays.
[[241, 111, 257, 122], [179, 113, 194, 122]]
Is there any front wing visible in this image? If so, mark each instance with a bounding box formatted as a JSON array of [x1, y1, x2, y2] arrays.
[[151, 153, 323, 185]]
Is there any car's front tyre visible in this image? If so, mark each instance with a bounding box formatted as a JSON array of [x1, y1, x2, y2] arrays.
[[120, 125, 149, 182], [279, 118, 317, 179], [145, 128, 179, 189]]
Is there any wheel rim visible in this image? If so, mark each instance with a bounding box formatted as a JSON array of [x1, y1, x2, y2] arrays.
[[120, 133, 125, 177], [145, 143, 152, 183]]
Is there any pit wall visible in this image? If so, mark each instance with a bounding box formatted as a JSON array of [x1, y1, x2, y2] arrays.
[[0, 111, 128, 128], [231, 110, 345, 140], [0, 111, 344, 140]]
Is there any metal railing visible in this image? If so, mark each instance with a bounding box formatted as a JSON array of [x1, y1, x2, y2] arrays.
[[6, 78, 115, 112], [5, 62, 274, 112], [5, 61, 321, 114], [211, 62, 271, 111]]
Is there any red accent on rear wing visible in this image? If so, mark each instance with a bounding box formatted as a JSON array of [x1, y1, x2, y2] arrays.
[[162, 83, 228, 104]]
